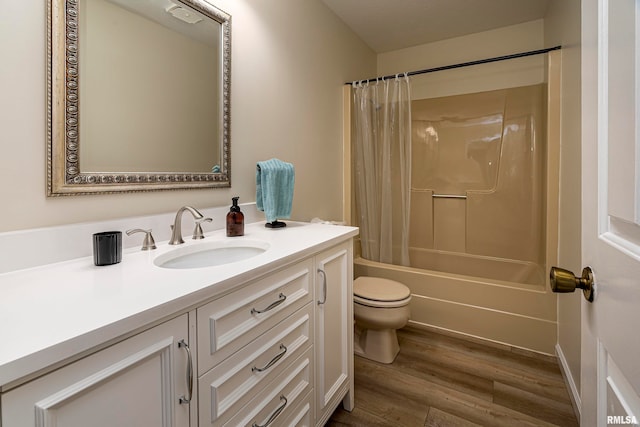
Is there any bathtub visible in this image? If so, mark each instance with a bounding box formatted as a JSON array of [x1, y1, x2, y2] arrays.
[[408, 246, 545, 286], [347, 55, 562, 355], [353, 250, 557, 355]]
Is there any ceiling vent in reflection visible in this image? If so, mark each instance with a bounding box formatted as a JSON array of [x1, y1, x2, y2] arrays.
[[165, 4, 203, 24]]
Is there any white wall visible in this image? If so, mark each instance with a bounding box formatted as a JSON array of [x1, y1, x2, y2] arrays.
[[377, 20, 546, 100], [0, 0, 375, 232], [544, 0, 583, 410]]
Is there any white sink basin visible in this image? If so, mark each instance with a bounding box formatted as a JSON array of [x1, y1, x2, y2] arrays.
[[154, 239, 270, 269]]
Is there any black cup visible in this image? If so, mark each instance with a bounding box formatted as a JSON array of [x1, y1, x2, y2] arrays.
[[93, 231, 122, 266]]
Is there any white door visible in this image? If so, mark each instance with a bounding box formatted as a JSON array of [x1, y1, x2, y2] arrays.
[[581, 0, 640, 425]]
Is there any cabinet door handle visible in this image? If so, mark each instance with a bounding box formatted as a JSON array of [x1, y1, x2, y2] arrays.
[[317, 268, 327, 305], [178, 339, 193, 405], [251, 293, 286, 314], [252, 395, 288, 427], [252, 344, 287, 373]]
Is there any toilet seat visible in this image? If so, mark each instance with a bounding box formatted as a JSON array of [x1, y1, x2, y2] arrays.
[[354, 277, 411, 308]]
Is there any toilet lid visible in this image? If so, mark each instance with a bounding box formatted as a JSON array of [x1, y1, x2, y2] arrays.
[[354, 276, 411, 302]]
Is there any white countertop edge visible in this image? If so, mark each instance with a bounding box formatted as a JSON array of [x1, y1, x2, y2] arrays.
[[0, 221, 358, 389]]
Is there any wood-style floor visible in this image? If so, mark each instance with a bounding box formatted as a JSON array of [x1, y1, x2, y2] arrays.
[[327, 326, 578, 426]]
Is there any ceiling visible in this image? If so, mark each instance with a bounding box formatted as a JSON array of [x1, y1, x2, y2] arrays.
[[106, 0, 220, 46], [321, 0, 550, 53]]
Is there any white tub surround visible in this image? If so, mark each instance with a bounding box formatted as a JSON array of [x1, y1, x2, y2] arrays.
[[0, 221, 357, 427]]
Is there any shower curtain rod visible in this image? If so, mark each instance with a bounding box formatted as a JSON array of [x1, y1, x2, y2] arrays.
[[346, 45, 561, 85]]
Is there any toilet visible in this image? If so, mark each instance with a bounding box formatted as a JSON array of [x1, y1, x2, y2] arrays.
[[353, 276, 412, 364]]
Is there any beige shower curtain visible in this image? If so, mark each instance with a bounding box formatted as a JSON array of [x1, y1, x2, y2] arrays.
[[353, 75, 412, 266]]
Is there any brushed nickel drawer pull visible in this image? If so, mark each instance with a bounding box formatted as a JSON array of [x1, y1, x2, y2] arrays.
[[252, 395, 288, 427], [251, 293, 286, 314], [317, 269, 327, 305], [252, 344, 287, 373], [177, 339, 193, 404]]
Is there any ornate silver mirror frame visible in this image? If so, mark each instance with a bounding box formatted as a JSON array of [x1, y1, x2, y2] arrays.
[[47, 0, 231, 196]]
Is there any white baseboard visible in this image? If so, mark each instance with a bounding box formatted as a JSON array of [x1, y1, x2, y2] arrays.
[[556, 343, 581, 423]]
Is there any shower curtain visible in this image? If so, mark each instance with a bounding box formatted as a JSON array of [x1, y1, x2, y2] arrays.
[[353, 76, 412, 266]]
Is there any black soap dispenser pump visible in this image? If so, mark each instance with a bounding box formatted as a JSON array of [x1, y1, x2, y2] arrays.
[[226, 197, 244, 237]]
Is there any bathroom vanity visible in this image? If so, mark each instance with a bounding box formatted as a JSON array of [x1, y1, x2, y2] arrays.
[[0, 221, 357, 426]]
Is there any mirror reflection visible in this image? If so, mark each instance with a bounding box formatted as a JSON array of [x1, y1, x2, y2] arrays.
[[47, 0, 231, 195], [80, 0, 221, 173]]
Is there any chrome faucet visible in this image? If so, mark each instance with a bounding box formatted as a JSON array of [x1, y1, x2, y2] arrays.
[[169, 206, 204, 245]]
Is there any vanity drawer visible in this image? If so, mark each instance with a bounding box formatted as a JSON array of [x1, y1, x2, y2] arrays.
[[197, 259, 313, 373], [277, 390, 313, 427], [224, 347, 313, 427], [198, 303, 313, 425]]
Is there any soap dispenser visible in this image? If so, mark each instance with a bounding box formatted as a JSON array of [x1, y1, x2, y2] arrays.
[[226, 196, 244, 237]]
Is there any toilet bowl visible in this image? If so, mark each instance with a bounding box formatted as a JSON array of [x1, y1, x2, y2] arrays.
[[353, 276, 411, 364]]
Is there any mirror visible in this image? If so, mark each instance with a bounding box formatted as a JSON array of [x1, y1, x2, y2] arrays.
[[47, 0, 231, 195]]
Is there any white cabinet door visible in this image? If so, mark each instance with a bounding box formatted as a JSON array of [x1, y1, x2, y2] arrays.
[[1, 314, 191, 427], [314, 241, 354, 425]]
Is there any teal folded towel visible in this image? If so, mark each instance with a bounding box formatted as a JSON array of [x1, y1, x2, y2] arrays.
[[256, 158, 295, 222]]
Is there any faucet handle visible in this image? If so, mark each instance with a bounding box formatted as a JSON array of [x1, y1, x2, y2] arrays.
[[126, 228, 157, 250], [193, 218, 213, 240]]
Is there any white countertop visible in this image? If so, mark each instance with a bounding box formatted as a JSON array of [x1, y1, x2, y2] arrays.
[[0, 221, 358, 388]]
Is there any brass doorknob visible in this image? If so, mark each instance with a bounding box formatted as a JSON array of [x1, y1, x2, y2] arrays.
[[549, 266, 595, 302]]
